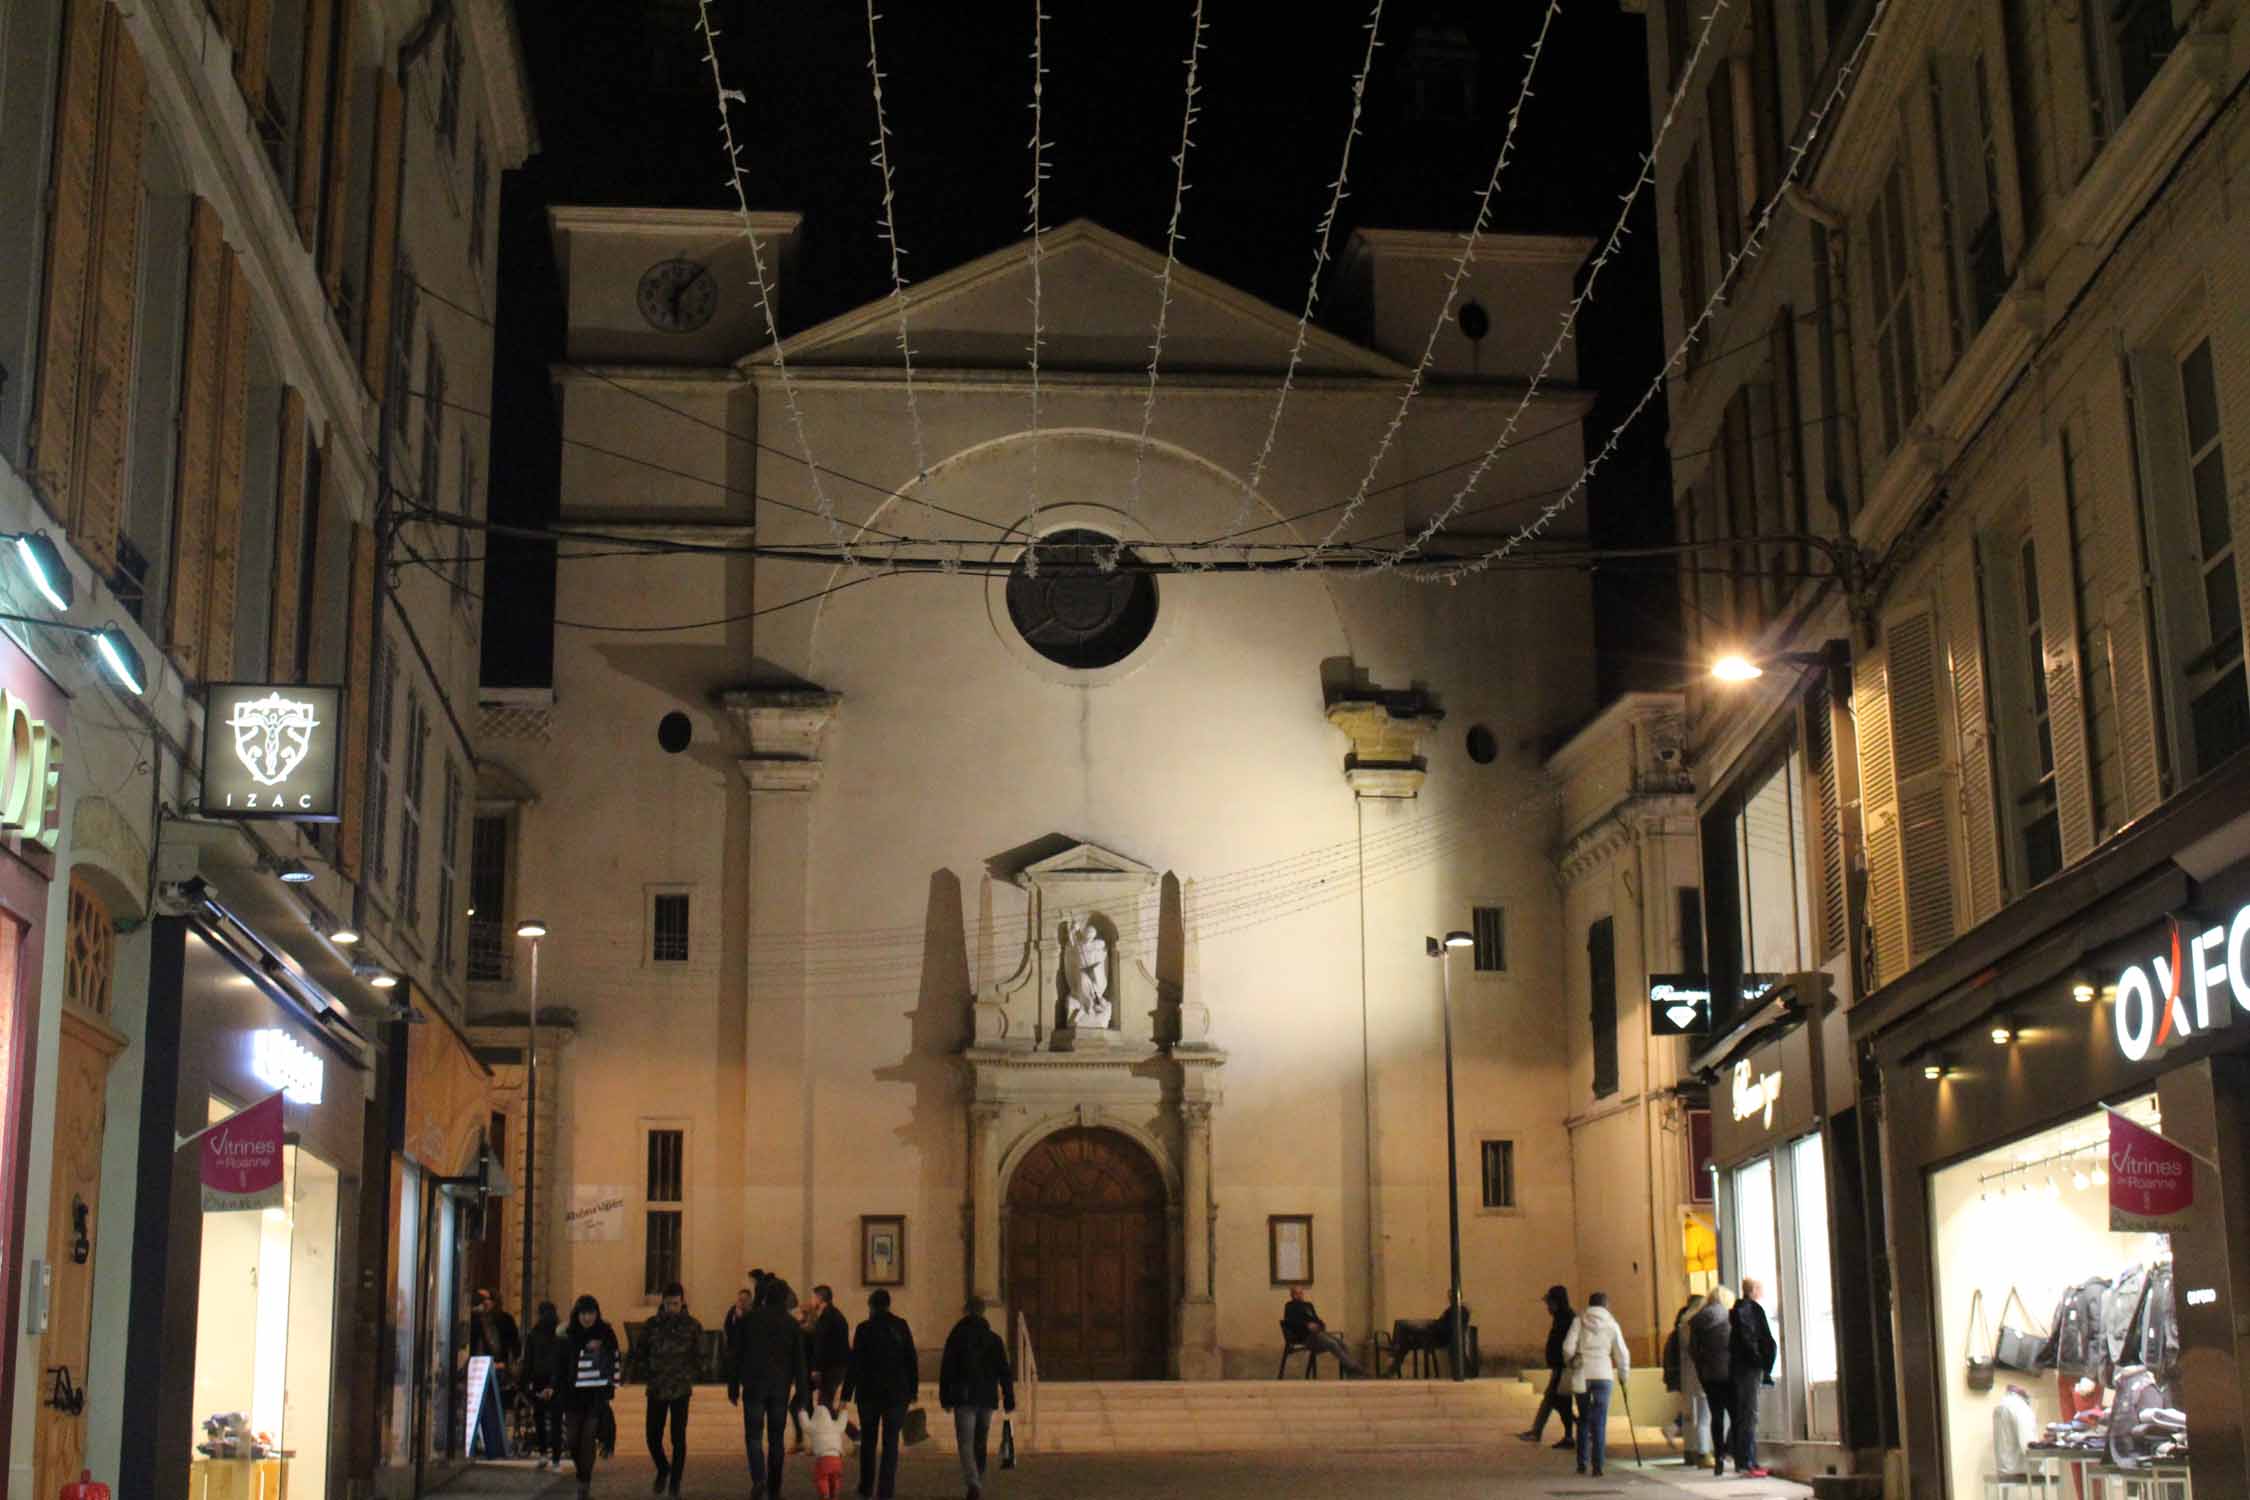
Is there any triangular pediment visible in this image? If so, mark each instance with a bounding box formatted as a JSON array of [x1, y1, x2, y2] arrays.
[[767, 220, 1408, 379], [992, 836, 1158, 888]]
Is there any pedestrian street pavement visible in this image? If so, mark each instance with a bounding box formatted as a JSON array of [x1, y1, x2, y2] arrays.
[[448, 1445, 1817, 1499]]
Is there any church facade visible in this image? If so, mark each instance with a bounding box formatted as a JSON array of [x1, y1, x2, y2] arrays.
[[472, 210, 1625, 1375]]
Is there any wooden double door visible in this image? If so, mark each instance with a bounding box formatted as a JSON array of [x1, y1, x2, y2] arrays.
[[1004, 1127, 1169, 1380]]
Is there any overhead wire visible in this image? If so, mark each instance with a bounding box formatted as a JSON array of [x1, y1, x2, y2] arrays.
[[1299, 0, 1563, 568], [862, 0, 941, 550], [1360, 0, 1731, 572], [1420, 0, 1894, 584], [1021, 0, 1052, 563]]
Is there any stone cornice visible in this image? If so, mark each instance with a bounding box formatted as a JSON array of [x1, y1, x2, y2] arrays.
[[1325, 696, 1444, 799], [722, 688, 840, 796], [1554, 794, 1698, 887]]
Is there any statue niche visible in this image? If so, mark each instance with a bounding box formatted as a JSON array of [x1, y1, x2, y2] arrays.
[[970, 839, 1162, 1053]]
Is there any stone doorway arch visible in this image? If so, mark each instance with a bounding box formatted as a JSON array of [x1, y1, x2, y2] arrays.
[[1004, 1126, 1170, 1380]]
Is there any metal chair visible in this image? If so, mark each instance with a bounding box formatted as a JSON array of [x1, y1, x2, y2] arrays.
[[1276, 1322, 1324, 1379]]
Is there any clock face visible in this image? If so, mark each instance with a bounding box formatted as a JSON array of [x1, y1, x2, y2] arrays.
[[637, 257, 718, 333]]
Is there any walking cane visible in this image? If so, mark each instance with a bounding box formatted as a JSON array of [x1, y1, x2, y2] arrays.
[[1618, 1372, 1646, 1468]]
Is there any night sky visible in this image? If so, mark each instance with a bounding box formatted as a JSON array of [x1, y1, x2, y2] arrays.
[[482, 0, 1677, 699]]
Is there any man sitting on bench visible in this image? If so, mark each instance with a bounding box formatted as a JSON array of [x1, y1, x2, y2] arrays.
[[1282, 1286, 1366, 1377]]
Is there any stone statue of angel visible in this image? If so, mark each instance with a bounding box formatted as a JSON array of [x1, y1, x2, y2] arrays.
[[1062, 915, 1113, 1029]]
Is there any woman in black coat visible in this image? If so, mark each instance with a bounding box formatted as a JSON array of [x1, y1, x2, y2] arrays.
[[559, 1294, 622, 1498], [522, 1301, 565, 1469]]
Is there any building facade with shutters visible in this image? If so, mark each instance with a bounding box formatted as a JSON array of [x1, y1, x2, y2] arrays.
[[0, 0, 531, 1494], [1637, 0, 2250, 1490]]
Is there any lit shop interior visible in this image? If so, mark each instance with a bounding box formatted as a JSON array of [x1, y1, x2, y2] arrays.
[[1927, 1094, 2182, 1497], [191, 1099, 340, 1497]]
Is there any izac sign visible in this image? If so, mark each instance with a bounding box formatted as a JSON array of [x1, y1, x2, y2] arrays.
[[201, 684, 344, 821], [2113, 911, 2250, 1062]]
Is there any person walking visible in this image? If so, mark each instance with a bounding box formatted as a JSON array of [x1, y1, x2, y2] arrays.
[[1665, 1294, 1714, 1470], [524, 1301, 565, 1470], [1516, 1285, 1577, 1449], [640, 1282, 704, 1496], [939, 1296, 1017, 1500], [1730, 1279, 1780, 1478], [1562, 1292, 1630, 1479], [806, 1397, 850, 1500], [560, 1295, 622, 1500], [729, 1278, 811, 1500], [807, 1285, 852, 1411], [724, 1286, 755, 1355], [840, 1288, 919, 1500], [1689, 1286, 1737, 1476]]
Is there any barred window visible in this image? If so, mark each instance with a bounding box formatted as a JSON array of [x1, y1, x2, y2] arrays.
[[1480, 1140, 1516, 1210], [651, 893, 689, 964], [1471, 906, 1505, 973], [644, 1127, 686, 1297]]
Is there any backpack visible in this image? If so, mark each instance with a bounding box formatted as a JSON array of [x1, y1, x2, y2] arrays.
[[2135, 1263, 2180, 1380]]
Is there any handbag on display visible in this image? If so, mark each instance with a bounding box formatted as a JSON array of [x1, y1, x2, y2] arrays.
[[999, 1418, 1016, 1470], [1994, 1287, 2051, 1372], [1965, 1290, 1996, 1392]]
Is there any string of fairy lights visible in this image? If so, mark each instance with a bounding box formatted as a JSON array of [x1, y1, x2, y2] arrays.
[[1297, 0, 1563, 570], [861, 0, 938, 546]]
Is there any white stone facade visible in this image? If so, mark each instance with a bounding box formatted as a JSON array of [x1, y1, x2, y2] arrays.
[[480, 211, 1617, 1373]]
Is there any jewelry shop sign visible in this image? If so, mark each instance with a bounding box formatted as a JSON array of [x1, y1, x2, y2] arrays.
[[201, 683, 344, 821]]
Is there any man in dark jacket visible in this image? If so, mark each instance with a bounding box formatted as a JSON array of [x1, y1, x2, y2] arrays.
[[1730, 1280, 1779, 1478], [1280, 1285, 1366, 1376], [806, 1285, 852, 1409], [1516, 1285, 1577, 1448], [939, 1297, 1017, 1500], [729, 1279, 810, 1500], [640, 1283, 705, 1496], [1689, 1290, 1737, 1476], [840, 1289, 919, 1500]]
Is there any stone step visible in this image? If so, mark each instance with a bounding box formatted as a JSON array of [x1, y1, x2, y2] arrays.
[[605, 1378, 1577, 1456]]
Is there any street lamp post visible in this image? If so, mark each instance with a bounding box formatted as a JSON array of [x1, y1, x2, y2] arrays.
[[515, 919, 547, 1330], [1427, 930, 1475, 1382]]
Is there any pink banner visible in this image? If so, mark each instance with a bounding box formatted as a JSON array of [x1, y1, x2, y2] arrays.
[[200, 1091, 286, 1212], [2109, 1110, 2194, 1233]]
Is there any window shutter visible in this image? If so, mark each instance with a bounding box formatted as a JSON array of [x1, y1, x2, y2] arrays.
[[1889, 607, 1959, 963], [1942, 539, 2002, 922], [72, 19, 146, 578], [268, 390, 308, 681], [320, 3, 358, 300], [234, 0, 272, 105], [167, 199, 229, 682], [1934, 52, 1994, 281], [335, 523, 376, 880], [2113, 355, 2169, 818], [1805, 684, 1847, 962], [2033, 440, 2096, 863], [30, 0, 112, 527], [1856, 643, 1906, 986], [293, 0, 336, 248], [202, 255, 254, 681], [361, 74, 404, 397]]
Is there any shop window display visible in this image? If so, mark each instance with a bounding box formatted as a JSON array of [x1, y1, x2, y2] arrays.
[[191, 1096, 341, 1498], [1930, 1097, 2187, 1497]]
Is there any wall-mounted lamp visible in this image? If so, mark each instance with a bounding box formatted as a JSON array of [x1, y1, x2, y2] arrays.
[[1710, 648, 1836, 685], [1922, 1058, 1950, 1081], [0, 614, 145, 695], [1989, 1016, 2017, 1046], [10, 532, 71, 612], [329, 925, 360, 946], [270, 858, 314, 885], [352, 962, 397, 989], [2070, 973, 2098, 1004]]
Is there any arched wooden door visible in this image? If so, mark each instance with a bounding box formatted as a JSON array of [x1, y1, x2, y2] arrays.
[[1005, 1127, 1169, 1380]]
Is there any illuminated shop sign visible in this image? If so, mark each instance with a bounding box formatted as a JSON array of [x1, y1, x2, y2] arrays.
[[1731, 1058, 1782, 1128], [2112, 912, 2250, 1063], [250, 1028, 324, 1105], [201, 684, 344, 820]]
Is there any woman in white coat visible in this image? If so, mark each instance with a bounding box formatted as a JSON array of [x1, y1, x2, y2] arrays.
[[1562, 1291, 1632, 1478]]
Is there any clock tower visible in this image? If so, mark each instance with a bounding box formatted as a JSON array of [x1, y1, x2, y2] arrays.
[[549, 204, 803, 367]]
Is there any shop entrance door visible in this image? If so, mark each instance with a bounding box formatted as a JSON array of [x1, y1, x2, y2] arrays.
[[1004, 1128, 1169, 1380], [32, 1007, 123, 1500]]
